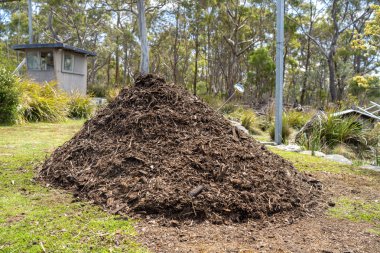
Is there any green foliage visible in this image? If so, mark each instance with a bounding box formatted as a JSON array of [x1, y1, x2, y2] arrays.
[[241, 110, 261, 134], [219, 103, 237, 115], [88, 83, 107, 97], [0, 67, 19, 124], [68, 93, 95, 119], [18, 80, 69, 123], [349, 75, 380, 103], [247, 47, 275, 100], [286, 110, 311, 129], [269, 115, 291, 143], [298, 114, 374, 159], [105, 87, 122, 102], [321, 115, 364, 148]]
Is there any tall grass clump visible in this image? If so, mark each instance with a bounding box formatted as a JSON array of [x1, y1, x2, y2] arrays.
[[68, 93, 95, 119], [269, 114, 291, 143], [18, 80, 69, 122], [0, 67, 19, 124], [287, 110, 311, 129], [321, 115, 365, 148]]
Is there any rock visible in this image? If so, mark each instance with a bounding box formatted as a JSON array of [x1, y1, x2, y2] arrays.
[[328, 201, 335, 207], [300, 150, 326, 157], [229, 120, 249, 134], [360, 165, 380, 172], [274, 144, 302, 152], [324, 154, 352, 165]]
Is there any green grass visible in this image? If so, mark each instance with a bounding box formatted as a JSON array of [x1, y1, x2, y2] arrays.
[[270, 147, 380, 178], [0, 120, 147, 253], [329, 197, 380, 235], [269, 147, 352, 173], [269, 147, 380, 235]]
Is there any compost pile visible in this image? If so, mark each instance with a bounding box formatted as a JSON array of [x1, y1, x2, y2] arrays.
[[39, 74, 321, 223]]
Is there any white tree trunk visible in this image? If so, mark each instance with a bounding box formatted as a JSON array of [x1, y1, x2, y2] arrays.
[[137, 0, 149, 74]]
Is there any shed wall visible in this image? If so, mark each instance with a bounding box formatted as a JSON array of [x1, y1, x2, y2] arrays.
[[54, 49, 87, 95], [24, 48, 88, 95]]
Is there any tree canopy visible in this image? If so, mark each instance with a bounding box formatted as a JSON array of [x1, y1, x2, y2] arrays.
[[0, 0, 379, 106]]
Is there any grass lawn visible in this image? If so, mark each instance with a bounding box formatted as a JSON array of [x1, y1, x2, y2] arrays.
[[1, 121, 379, 252], [0, 120, 147, 253]]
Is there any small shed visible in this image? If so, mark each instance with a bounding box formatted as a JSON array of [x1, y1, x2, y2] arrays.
[[12, 43, 96, 95]]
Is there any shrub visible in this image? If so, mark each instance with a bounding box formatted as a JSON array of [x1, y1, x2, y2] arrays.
[[0, 67, 19, 124], [269, 115, 291, 143], [286, 110, 311, 129], [18, 80, 69, 122], [68, 93, 95, 119], [200, 94, 222, 109], [241, 110, 261, 134], [219, 103, 237, 115], [105, 87, 122, 102], [88, 83, 107, 97], [298, 114, 372, 158], [321, 115, 364, 148]]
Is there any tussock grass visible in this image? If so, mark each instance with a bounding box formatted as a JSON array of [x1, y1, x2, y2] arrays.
[[18, 80, 69, 123], [68, 93, 95, 119]]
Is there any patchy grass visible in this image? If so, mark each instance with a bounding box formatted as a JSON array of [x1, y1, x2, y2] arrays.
[[329, 197, 380, 235], [269, 147, 352, 174], [269, 146, 380, 236], [0, 120, 147, 253], [269, 147, 380, 178]]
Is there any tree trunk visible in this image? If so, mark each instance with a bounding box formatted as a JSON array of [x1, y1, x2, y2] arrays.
[[173, 4, 180, 84], [107, 56, 111, 86], [137, 0, 149, 74], [300, 1, 313, 105], [115, 13, 120, 85], [193, 29, 199, 96], [327, 51, 337, 102]]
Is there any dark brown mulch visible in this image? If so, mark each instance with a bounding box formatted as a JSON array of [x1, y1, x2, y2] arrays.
[[38, 74, 321, 224]]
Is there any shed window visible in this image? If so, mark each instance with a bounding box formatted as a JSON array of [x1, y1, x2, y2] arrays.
[[26, 51, 54, 71], [63, 53, 74, 72], [27, 51, 39, 70], [40, 52, 54, 70]]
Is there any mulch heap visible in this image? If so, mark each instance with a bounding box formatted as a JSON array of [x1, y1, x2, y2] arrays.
[[39, 74, 321, 224]]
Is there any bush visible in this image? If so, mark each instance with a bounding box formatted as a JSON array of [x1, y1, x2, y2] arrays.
[[68, 93, 95, 119], [0, 67, 19, 124], [269, 115, 291, 143], [88, 83, 107, 97], [220, 103, 237, 115], [241, 110, 262, 134], [105, 87, 122, 102], [321, 115, 364, 148], [298, 114, 372, 158], [18, 80, 69, 122], [286, 110, 311, 129]]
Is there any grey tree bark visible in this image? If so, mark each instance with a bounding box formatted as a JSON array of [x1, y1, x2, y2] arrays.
[[137, 0, 149, 74]]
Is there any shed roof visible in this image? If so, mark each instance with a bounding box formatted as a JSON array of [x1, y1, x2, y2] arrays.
[[332, 108, 380, 121], [12, 43, 96, 57]]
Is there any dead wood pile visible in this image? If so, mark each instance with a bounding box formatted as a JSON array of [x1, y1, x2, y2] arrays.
[[39, 74, 321, 223]]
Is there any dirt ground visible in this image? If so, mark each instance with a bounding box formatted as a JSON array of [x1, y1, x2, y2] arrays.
[[136, 170, 380, 253]]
